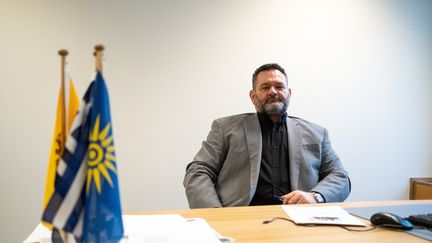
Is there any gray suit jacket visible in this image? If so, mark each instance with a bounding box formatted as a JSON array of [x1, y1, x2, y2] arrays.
[[184, 113, 350, 208]]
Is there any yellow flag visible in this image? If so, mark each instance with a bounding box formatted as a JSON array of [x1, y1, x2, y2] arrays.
[[43, 73, 79, 227]]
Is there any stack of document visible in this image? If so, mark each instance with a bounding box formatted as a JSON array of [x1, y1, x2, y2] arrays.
[[282, 205, 366, 226], [24, 214, 233, 243]]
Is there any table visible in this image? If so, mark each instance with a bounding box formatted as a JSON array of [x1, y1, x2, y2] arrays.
[[132, 200, 432, 243]]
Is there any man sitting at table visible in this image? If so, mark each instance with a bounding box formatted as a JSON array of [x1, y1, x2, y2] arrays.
[[183, 63, 351, 208]]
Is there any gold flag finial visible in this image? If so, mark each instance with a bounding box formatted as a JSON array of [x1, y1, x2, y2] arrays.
[[94, 44, 105, 72]]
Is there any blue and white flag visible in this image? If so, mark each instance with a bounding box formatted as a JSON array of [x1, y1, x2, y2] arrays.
[[42, 72, 124, 243]]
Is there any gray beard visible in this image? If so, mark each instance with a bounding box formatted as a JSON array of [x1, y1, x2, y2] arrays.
[[262, 99, 289, 115]]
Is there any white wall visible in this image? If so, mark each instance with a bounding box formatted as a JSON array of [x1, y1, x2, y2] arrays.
[[1, 0, 431, 242]]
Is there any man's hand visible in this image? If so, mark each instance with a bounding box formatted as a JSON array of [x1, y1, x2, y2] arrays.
[[281, 190, 316, 204]]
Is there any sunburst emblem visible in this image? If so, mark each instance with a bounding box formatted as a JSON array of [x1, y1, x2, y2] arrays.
[[86, 114, 117, 194]]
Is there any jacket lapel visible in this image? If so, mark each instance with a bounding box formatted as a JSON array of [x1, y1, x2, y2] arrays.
[[287, 117, 302, 190], [243, 114, 262, 200]]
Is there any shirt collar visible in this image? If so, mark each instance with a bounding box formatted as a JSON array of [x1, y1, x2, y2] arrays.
[[257, 112, 287, 125]]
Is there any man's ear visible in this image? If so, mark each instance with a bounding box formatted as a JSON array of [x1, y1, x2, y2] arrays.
[[249, 90, 255, 103]]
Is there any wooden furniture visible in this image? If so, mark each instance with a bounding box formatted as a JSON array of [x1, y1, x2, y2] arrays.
[[410, 178, 432, 199], [133, 200, 432, 243]]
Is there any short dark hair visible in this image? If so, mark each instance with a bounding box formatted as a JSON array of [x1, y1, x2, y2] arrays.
[[252, 63, 287, 90]]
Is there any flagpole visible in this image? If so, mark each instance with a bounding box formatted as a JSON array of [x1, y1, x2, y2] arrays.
[[57, 49, 70, 243], [58, 49, 68, 143], [94, 44, 105, 73]]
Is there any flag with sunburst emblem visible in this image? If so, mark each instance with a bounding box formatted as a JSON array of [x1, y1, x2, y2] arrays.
[[42, 71, 124, 243]]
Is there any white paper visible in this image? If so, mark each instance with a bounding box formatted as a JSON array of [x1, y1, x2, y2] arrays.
[[282, 205, 366, 226], [185, 218, 234, 243], [23, 223, 51, 243], [24, 215, 228, 243], [123, 214, 221, 243]]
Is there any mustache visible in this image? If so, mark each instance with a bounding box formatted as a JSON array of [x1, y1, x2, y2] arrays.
[[265, 98, 284, 104]]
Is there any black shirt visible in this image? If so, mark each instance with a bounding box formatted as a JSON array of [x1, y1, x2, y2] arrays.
[[250, 112, 291, 205]]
